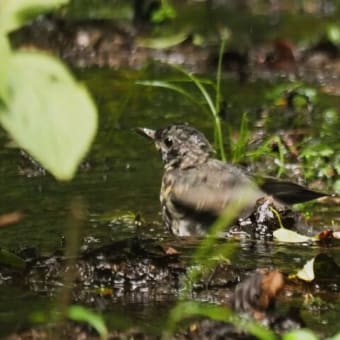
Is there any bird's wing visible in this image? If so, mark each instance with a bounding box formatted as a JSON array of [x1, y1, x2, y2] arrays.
[[258, 176, 329, 204], [168, 163, 263, 216]]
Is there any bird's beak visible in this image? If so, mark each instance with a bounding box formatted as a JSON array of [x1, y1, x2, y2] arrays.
[[135, 127, 156, 141]]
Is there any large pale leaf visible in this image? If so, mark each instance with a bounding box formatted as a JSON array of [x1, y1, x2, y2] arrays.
[[296, 257, 315, 282], [0, 35, 11, 101], [273, 228, 316, 243], [0, 51, 97, 181], [0, 0, 68, 33], [295, 254, 340, 282]]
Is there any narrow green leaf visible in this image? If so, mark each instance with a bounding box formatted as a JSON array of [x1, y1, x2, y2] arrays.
[[0, 248, 26, 269], [0, 0, 69, 33], [136, 80, 199, 106], [0, 51, 97, 181], [136, 79, 214, 122], [170, 64, 226, 160], [68, 305, 108, 340], [182, 71, 217, 117]]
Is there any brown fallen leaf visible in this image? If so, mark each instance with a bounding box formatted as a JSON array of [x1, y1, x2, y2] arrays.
[[164, 246, 179, 255], [0, 211, 23, 227]]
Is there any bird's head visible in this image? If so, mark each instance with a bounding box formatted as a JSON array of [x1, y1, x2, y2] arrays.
[[137, 124, 214, 169]]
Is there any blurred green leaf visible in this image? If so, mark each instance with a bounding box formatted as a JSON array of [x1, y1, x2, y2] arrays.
[[0, 0, 68, 33], [300, 144, 334, 159], [68, 305, 108, 340], [0, 35, 11, 101], [0, 248, 26, 269], [151, 0, 176, 23], [329, 332, 340, 340], [137, 30, 188, 49], [0, 51, 97, 181], [283, 329, 318, 340], [166, 301, 276, 340], [334, 179, 340, 194], [231, 112, 250, 163], [327, 25, 340, 44]]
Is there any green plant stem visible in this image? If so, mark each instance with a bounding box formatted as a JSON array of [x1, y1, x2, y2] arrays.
[[215, 37, 227, 116], [270, 206, 285, 229], [215, 116, 226, 161], [215, 36, 227, 161]]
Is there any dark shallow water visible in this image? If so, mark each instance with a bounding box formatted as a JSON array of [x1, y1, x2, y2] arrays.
[[2, 1, 340, 336], [0, 67, 339, 338]]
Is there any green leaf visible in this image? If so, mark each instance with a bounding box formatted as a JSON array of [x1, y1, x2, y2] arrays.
[[334, 179, 340, 194], [0, 51, 97, 181], [136, 80, 200, 107], [329, 333, 340, 340], [137, 30, 188, 49], [273, 228, 315, 243], [327, 25, 340, 44], [166, 302, 276, 340], [0, 35, 11, 102], [0, 248, 26, 269], [283, 329, 318, 340], [68, 305, 108, 340], [0, 0, 68, 33], [151, 0, 176, 23]]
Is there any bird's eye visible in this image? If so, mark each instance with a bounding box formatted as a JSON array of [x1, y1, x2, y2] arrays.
[[164, 137, 173, 148]]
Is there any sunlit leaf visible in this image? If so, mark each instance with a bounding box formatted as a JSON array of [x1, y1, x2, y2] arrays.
[[283, 329, 318, 340], [296, 257, 315, 282], [273, 228, 315, 243], [68, 305, 108, 340], [294, 254, 340, 282], [0, 0, 68, 33], [0, 51, 97, 181]]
